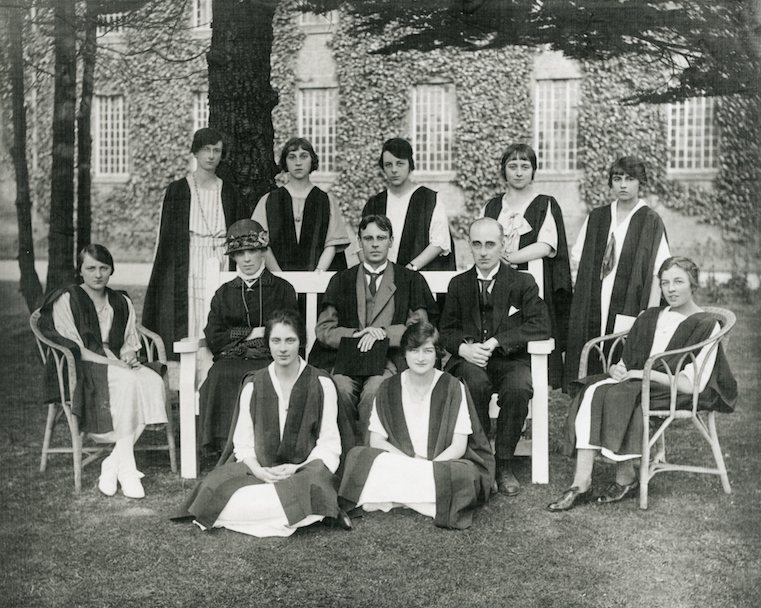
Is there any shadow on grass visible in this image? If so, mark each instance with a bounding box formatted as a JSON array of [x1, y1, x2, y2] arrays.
[[1, 282, 760, 608]]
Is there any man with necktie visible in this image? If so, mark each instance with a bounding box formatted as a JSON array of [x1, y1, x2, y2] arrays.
[[440, 217, 550, 495], [309, 214, 437, 440]]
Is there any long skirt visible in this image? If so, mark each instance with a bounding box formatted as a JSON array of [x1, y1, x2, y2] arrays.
[[198, 358, 270, 449], [355, 453, 437, 518]]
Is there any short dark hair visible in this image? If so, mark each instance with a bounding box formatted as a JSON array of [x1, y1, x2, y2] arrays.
[[279, 137, 319, 174], [190, 127, 225, 155], [264, 309, 307, 348], [358, 214, 393, 239], [378, 137, 415, 172], [658, 256, 700, 292], [500, 143, 537, 180], [608, 156, 648, 187], [77, 244, 114, 279], [401, 322, 446, 358]]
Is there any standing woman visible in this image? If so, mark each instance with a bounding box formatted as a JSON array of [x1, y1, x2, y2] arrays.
[[481, 143, 572, 388], [42, 245, 168, 499], [565, 156, 670, 385], [362, 138, 455, 271], [143, 127, 248, 357], [173, 310, 352, 537], [253, 137, 350, 272], [339, 322, 494, 530]]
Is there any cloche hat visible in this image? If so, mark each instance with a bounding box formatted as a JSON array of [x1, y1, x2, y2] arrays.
[[225, 219, 269, 255]]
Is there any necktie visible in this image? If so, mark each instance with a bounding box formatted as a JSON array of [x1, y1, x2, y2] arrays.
[[368, 269, 384, 296], [600, 234, 616, 280], [478, 278, 492, 308]]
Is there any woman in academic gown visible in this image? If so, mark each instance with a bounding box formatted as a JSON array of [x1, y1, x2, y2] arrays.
[[173, 309, 352, 537], [253, 137, 350, 272], [481, 143, 572, 388], [548, 257, 737, 511], [362, 138, 455, 271], [339, 322, 495, 530], [42, 245, 168, 499], [142, 128, 248, 358]]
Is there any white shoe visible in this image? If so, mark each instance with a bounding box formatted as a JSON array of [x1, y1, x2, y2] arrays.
[[118, 471, 145, 499], [98, 456, 118, 497]]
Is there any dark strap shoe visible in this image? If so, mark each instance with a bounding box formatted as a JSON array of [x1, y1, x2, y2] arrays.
[[596, 481, 639, 504]]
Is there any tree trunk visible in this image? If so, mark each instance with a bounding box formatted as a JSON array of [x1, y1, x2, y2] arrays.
[[77, 0, 97, 254], [8, 5, 44, 311], [208, 0, 279, 214], [46, 0, 78, 292]]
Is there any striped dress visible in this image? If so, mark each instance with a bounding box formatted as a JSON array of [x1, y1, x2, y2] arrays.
[[187, 175, 227, 337]]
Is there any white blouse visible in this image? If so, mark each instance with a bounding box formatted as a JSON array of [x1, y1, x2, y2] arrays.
[[385, 187, 451, 263], [480, 195, 558, 257], [232, 359, 341, 473]]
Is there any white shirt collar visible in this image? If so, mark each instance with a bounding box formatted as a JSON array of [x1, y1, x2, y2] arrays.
[[476, 264, 500, 282], [363, 261, 389, 276], [237, 264, 265, 285]]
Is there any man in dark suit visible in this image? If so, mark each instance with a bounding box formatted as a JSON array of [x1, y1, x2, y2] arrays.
[[440, 217, 550, 495], [309, 214, 437, 439]]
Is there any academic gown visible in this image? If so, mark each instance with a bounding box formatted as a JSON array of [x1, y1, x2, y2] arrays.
[[339, 372, 494, 530]]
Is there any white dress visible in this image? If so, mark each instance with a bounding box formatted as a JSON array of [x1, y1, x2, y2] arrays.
[[357, 370, 472, 518], [187, 174, 227, 338], [52, 293, 168, 442], [211, 360, 342, 537], [574, 308, 720, 460], [571, 200, 670, 335]]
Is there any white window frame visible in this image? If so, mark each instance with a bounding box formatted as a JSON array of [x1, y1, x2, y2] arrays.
[[93, 94, 129, 180], [533, 78, 580, 174], [667, 97, 719, 178], [96, 12, 127, 38], [297, 87, 338, 175], [192, 91, 209, 133], [190, 0, 212, 30], [410, 83, 456, 178]]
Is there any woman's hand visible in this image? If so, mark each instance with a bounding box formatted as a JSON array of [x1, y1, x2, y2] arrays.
[[609, 362, 628, 382], [623, 370, 644, 381], [120, 350, 141, 369], [247, 462, 299, 483]]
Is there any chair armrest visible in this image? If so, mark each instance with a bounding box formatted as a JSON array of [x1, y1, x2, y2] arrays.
[[579, 330, 629, 379], [29, 312, 79, 403], [174, 336, 207, 354], [137, 324, 166, 363], [528, 338, 554, 355]]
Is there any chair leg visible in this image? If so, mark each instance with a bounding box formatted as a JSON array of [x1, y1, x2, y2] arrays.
[[68, 411, 83, 493], [639, 415, 651, 510], [40, 403, 58, 473], [707, 412, 731, 494]]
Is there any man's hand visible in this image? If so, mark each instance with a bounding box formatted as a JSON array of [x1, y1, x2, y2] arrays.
[[458, 342, 493, 368], [352, 326, 387, 352]]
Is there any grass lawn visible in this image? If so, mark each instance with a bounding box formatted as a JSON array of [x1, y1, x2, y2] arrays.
[[1, 281, 759, 608]]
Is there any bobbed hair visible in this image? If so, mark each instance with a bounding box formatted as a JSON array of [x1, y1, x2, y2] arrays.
[[400, 322, 446, 359], [378, 137, 415, 172], [77, 244, 114, 282], [279, 137, 319, 174], [190, 127, 225, 155], [264, 309, 307, 348], [500, 143, 537, 180], [608, 155, 648, 187], [658, 256, 700, 292], [358, 214, 394, 239]]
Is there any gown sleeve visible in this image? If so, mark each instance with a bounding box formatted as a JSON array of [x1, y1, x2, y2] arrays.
[[302, 377, 342, 473], [453, 382, 473, 436], [323, 193, 351, 249], [427, 199, 452, 255], [232, 382, 257, 461], [52, 293, 85, 348]]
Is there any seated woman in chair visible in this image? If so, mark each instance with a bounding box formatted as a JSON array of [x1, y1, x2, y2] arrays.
[[173, 309, 352, 537], [548, 256, 737, 511], [42, 244, 168, 499], [339, 322, 494, 530]]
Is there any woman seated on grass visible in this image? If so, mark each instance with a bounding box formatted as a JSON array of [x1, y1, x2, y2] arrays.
[[339, 322, 494, 530], [548, 256, 737, 512], [173, 309, 353, 537], [42, 244, 168, 499]]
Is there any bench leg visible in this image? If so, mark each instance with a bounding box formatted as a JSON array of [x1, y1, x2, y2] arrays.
[[179, 353, 199, 479], [530, 352, 549, 484]]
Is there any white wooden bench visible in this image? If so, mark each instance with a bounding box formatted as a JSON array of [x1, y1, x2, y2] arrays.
[[174, 259, 554, 482]]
